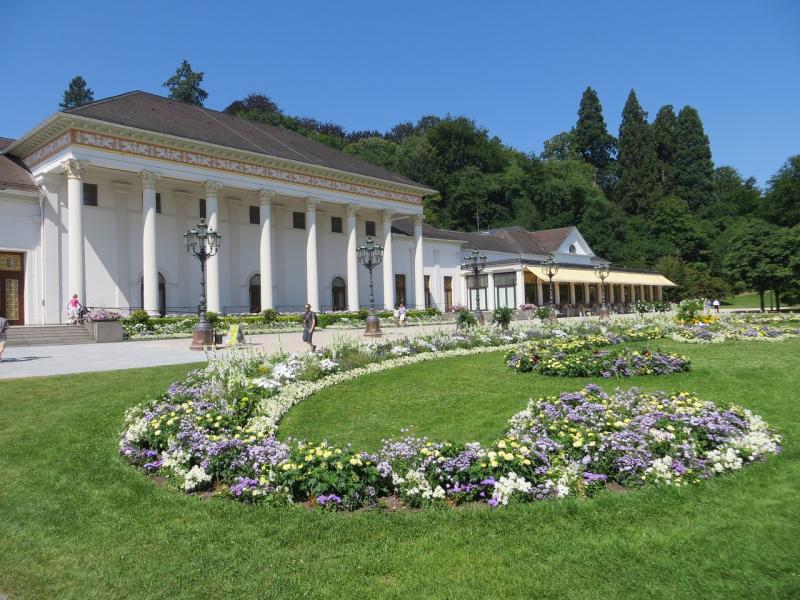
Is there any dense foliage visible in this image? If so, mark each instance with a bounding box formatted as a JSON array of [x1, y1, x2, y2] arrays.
[[59, 76, 94, 109], [220, 88, 800, 307]]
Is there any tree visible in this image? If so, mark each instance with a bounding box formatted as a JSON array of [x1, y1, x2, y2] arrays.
[[648, 195, 708, 262], [614, 90, 661, 213], [572, 87, 616, 189], [722, 218, 784, 311], [343, 136, 397, 170], [163, 60, 208, 106], [224, 93, 281, 115], [540, 131, 575, 161], [673, 106, 715, 211], [651, 105, 678, 194], [59, 76, 94, 110], [762, 155, 800, 227]]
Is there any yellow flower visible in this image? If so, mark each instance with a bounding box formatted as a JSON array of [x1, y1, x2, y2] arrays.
[[497, 440, 507, 449], [349, 457, 361, 466], [572, 440, 583, 448], [281, 463, 292, 471]]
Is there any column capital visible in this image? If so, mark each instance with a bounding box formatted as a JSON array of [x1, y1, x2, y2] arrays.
[[414, 213, 424, 227], [139, 170, 161, 190], [62, 159, 88, 180], [258, 189, 274, 206], [304, 196, 319, 211], [382, 209, 394, 221], [345, 203, 357, 218], [204, 180, 224, 197]]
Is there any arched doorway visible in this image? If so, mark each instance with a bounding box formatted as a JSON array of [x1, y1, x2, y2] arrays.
[[140, 273, 166, 316], [249, 274, 260, 313], [331, 277, 346, 311]]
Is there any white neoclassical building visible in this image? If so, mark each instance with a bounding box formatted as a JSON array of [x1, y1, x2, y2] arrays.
[[0, 91, 672, 326]]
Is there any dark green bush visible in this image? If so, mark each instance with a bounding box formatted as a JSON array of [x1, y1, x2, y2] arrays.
[[455, 309, 477, 329], [128, 309, 152, 329], [492, 307, 514, 330], [261, 308, 280, 324]]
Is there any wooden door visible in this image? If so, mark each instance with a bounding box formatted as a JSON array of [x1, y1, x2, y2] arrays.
[[0, 252, 25, 325]]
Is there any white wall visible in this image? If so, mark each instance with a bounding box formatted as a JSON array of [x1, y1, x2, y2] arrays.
[[0, 190, 44, 324]]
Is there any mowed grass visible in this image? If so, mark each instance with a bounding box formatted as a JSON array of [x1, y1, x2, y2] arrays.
[[723, 291, 796, 310], [1, 341, 799, 599]]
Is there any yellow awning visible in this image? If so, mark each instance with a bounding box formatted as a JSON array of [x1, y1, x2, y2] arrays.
[[526, 266, 676, 287]]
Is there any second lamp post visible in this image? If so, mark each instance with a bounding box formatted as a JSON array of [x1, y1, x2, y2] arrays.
[[541, 254, 559, 323], [184, 218, 222, 350], [357, 236, 384, 336], [463, 249, 487, 325], [593, 262, 611, 318]]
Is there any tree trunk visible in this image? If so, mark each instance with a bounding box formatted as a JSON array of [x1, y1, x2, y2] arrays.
[[775, 288, 781, 312], [759, 289, 765, 313]]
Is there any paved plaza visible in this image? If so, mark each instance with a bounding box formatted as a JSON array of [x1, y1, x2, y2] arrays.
[[0, 323, 458, 379]]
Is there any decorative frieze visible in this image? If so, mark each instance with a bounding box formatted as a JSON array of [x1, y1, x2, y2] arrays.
[[23, 128, 423, 205]]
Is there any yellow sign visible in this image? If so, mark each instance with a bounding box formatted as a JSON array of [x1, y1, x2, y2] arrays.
[[228, 324, 240, 348]]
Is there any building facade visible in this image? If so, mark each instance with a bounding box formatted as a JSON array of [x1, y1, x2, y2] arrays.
[[0, 91, 672, 325]]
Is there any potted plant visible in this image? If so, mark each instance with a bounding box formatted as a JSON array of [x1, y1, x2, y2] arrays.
[[87, 309, 124, 342]]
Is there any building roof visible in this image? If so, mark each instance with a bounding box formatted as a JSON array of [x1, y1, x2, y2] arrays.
[[62, 91, 433, 192], [392, 218, 576, 255], [0, 142, 38, 192]]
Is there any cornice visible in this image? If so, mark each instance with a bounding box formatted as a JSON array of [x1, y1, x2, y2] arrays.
[[15, 113, 436, 202]]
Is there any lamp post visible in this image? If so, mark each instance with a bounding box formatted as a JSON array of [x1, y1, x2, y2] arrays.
[[541, 254, 559, 323], [184, 219, 222, 350], [463, 249, 487, 325], [593, 262, 611, 318], [357, 236, 384, 336]]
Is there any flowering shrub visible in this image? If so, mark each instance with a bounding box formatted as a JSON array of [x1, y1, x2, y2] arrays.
[[88, 309, 122, 321], [120, 321, 780, 511]]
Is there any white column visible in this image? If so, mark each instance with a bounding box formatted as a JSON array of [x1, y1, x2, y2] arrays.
[[345, 205, 359, 311], [569, 282, 576, 305], [536, 280, 544, 305], [305, 197, 319, 311], [64, 160, 87, 306], [515, 269, 525, 308], [204, 180, 223, 313], [554, 282, 561, 305], [583, 283, 591, 304], [487, 272, 496, 310], [140, 171, 161, 315], [413, 214, 425, 310], [382, 210, 394, 309], [657, 285, 663, 301], [258, 190, 274, 310], [609, 283, 615, 303]]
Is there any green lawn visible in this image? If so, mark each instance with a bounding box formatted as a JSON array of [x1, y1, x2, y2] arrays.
[[1, 341, 799, 599], [723, 291, 795, 310]]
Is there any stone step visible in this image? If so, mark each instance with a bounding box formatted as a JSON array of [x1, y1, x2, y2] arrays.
[[6, 325, 96, 347]]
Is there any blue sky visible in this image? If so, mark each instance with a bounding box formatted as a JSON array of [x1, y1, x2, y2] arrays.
[[2, 0, 798, 186]]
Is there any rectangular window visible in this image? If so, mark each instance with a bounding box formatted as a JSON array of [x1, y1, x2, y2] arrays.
[[424, 275, 432, 309], [199, 198, 206, 219], [365, 220, 376, 237], [83, 183, 98, 206], [494, 272, 516, 309], [444, 276, 453, 312], [395, 274, 406, 307], [293, 211, 306, 229], [156, 193, 162, 214], [331, 216, 343, 233], [467, 274, 488, 311], [249, 205, 260, 225]]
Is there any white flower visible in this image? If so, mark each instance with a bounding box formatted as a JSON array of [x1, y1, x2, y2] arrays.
[[251, 377, 281, 391], [183, 465, 211, 491], [490, 472, 533, 506]]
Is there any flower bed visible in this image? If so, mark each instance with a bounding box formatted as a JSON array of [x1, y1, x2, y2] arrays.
[[507, 346, 690, 378], [120, 324, 778, 511]]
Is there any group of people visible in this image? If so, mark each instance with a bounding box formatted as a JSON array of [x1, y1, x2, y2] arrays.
[[705, 299, 721, 314]]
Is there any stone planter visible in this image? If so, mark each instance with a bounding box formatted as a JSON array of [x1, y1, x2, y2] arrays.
[[86, 320, 124, 343]]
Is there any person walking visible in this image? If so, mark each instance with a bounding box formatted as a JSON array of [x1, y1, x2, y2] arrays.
[[0, 315, 8, 362], [398, 303, 407, 327], [302, 303, 317, 352], [67, 294, 82, 325], [712, 299, 720, 314]]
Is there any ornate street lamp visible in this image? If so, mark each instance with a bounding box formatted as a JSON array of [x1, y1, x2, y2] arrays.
[[540, 254, 559, 323], [357, 236, 384, 336], [593, 262, 611, 318], [184, 219, 222, 350], [463, 249, 487, 325]]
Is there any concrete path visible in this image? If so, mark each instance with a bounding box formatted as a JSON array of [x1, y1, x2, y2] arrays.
[[0, 323, 458, 380]]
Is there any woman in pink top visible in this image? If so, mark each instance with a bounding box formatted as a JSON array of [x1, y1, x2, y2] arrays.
[[67, 294, 82, 324]]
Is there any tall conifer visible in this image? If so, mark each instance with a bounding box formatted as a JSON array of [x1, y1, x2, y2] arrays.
[[673, 106, 715, 210], [614, 90, 661, 214], [572, 87, 615, 186], [59, 76, 94, 110], [652, 105, 678, 194]]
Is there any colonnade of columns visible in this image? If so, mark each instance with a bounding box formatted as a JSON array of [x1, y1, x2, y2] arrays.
[[61, 162, 425, 315]]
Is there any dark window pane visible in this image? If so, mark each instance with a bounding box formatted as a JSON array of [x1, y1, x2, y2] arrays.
[[494, 272, 516, 287], [331, 216, 343, 233], [156, 193, 162, 214], [365, 220, 376, 237], [293, 211, 306, 229], [199, 198, 206, 219], [83, 183, 98, 206], [249, 205, 260, 225], [395, 274, 406, 306]]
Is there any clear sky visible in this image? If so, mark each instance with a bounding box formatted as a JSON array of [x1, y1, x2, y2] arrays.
[[2, 0, 798, 187]]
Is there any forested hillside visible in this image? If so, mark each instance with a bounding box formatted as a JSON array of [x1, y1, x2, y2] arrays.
[[223, 89, 799, 307]]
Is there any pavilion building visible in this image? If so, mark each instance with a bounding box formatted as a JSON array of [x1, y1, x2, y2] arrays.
[[0, 91, 673, 325]]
